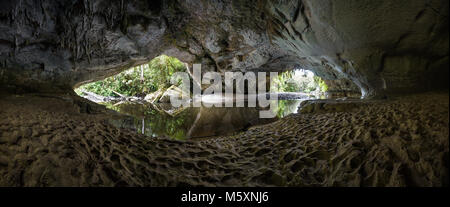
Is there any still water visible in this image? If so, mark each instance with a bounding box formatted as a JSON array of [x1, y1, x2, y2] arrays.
[[106, 99, 306, 140]]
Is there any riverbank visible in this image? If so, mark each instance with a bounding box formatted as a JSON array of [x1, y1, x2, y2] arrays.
[[0, 92, 448, 186]]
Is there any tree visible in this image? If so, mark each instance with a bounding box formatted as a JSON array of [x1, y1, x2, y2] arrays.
[[75, 55, 186, 97]]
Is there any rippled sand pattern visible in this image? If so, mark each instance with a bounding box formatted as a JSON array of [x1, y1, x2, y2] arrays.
[[0, 92, 448, 186]]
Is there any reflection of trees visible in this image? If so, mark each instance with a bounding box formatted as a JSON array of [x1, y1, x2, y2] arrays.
[[108, 103, 198, 140], [273, 100, 302, 118], [140, 108, 198, 140], [106, 101, 300, 140]]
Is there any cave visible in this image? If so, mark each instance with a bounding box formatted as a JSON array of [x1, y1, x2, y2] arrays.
[[0, 0, 448, 188]]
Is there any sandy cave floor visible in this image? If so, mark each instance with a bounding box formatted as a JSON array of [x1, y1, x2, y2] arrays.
[[0, 92, 448, 186]]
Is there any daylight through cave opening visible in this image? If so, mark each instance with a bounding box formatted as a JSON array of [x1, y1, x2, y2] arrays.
[[0, 0, 448, 188], [75, 55, 187, 100], [74, 57, 335, 140]]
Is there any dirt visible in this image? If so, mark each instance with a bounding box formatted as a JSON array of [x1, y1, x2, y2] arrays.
[[0, 92, 448, 186]]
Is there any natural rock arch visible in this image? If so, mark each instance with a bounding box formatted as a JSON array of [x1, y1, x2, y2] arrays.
[[0, 0, 448, 97], [0, 0, 448, 187]]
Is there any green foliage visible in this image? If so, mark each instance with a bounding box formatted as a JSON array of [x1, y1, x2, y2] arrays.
[[106, 103, 197, 140], [76, 55, 186, 97], [271, 71, 300, 92], [271, 70, 328, 93], [147, 55, 186, 89], [273, 100, 302, 118], [314, 76, 328, 92]]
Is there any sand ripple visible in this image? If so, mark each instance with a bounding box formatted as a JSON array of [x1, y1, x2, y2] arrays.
[[0, 92, 448, 186]]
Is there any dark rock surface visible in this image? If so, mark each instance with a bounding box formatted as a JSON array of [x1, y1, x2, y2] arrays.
[[0, 0, 448, 97], [323, 78, 361, 98]]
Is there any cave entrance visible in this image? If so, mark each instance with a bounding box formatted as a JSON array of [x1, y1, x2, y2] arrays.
[[271, 69, 328, 97], [268, 69, 328, 117], [74, 57, 326, 140], [75, 55, 186, 99]]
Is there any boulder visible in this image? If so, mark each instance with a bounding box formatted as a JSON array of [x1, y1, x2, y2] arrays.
[[144, 88, 165, 103], [158, 85, 190, 104]]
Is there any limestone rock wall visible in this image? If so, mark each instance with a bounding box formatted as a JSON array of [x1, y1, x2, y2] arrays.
[[266, 0, 449, 97], [0, 0, 448, 97], [324, 78, 361, 98]]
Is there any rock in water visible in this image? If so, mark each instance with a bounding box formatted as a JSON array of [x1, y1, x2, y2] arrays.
[[158, 85, 190, 103], [144, 88, 165, 103]]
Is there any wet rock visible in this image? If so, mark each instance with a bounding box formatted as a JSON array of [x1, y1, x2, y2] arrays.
[[158, 85, 190, 103], [144, 88, 165, 103]]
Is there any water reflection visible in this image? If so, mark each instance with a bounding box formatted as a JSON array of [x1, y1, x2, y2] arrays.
[[105, 99, 305, 140], [274, 100, 303, 118]]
